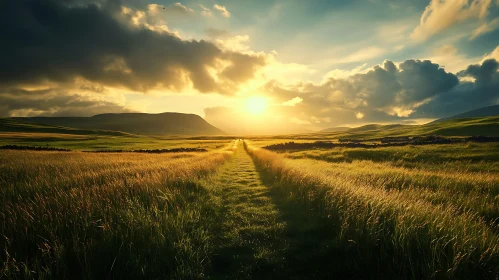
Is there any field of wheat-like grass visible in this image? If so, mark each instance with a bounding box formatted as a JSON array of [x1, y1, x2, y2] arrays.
[[245, 141, 499, 279], [2, 138, 499, 279], [0, 142, 236, 279]]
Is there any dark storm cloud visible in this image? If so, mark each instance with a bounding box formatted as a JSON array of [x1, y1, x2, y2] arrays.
[[0, 0, 265, 94], [414, 59, 499, 118], [264, 59, 498, 126], [459, 59, 499, 85], [0, 88, 133, 117]]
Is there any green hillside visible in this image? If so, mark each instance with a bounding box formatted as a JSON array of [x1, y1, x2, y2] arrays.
[[277, 116, 499, 140], [432, 105, 499, 123], [342, 116, 499, 139], [0, 118, 132, 136]]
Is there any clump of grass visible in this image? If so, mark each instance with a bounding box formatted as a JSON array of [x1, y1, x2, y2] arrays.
[[245, 141, 499, 279], [0, 142, 236, 279]]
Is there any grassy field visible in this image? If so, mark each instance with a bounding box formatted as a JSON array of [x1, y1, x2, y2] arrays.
[[0, 132, 232, 151], [245, 141, 499, 279], [0, 141, 237, 278], [2, 119, 499, 278], [0, 118, 232, 151]]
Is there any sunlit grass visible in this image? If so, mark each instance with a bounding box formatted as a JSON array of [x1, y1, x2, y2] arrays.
[[0, 141, 236, 278], [3, 138, 499, 278], [245, 140, 499, 278]]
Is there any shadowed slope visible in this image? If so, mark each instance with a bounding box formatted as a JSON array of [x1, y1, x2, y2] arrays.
[[432, 105, 499, 123], [11, 112, 224, 136]]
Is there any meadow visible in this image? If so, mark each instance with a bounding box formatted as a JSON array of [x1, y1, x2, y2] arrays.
[[245, 140, 499, 278], [0, 142, 236, 278], [1, 135, 499, 279]]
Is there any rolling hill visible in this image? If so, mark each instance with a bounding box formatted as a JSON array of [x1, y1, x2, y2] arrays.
[[320, 127, 350, 132], [0, 118, 132, 136], [10, 112, 224, 136], [432, 105, 499, 123], [277, 116, 499, 140], [334, 116, 499, 139]]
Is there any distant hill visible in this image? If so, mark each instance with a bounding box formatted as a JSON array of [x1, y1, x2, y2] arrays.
[[320, 127, 350, 132], [307, 116, 499, 140], [11, 112, 224, 136], [432, 105, 499, 123], [0, 118, 132, 136]]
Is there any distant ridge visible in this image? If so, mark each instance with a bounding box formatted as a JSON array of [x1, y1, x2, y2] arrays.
[[320, 126, 349, 133], [11, 112, 224, 135], [431, 105, 499, 123]]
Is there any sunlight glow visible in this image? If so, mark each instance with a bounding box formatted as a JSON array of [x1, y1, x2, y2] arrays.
[[245, 96, 268, 115]]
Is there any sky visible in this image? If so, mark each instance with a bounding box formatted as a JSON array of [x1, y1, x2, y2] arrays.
[[1, 0, 499, 134]]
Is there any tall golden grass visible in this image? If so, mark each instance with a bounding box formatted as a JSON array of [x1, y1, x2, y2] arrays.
[[0, 143, 235, 278], [245, 141, 499, 279]]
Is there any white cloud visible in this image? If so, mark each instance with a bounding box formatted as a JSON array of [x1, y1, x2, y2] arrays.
[[336, 47, 386, 64], [470, 18, 499, 40], [199, 5, 212, 17], [120, 5, 178, 36], [411, 0, 493, 41], [281, 97, 303, 107], [147, 3, 193, 16], [323, 63, 368, 81], [214, 4, 231, 18], [172, 2, 194, 13], [355, 112, 364, 119], [215, 35, 251, 52]]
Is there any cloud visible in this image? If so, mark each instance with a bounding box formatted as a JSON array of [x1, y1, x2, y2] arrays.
[[426, 44, 479, 73], [263, 58, 498, 127], [167, 2, 194, 15], [0, 0, 266, 96], [213, 4, 230, 18], [205, 28, 230, 39], [215, 35, 251, 53], [322, 63, 368, 81], [336, 47, 386, 64], [199, 4, 212, 17], [281, 97, 303, 107], [412, 0, 493, 41], [120, 4, 174, 35], [459, 58, 498, 84], [206, 56, 498, 132], [0, 88, 133, 117], [470, 18, 499, 40], [414, 59, 499, 117]]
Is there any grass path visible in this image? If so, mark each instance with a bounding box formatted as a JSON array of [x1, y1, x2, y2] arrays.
[[206, 142, 287, 279], [204, 141, 339, 279]]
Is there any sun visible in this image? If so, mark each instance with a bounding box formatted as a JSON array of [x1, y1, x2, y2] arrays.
[[245, 96, 268, 115]]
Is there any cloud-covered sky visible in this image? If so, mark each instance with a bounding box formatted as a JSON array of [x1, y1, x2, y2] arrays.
[[2, 0, 499, 134]]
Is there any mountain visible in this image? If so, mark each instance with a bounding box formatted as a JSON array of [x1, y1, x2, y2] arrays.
[[11, 112, 224, 135], [432, 105, 499, 123], [320, 127, 350, 132]]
